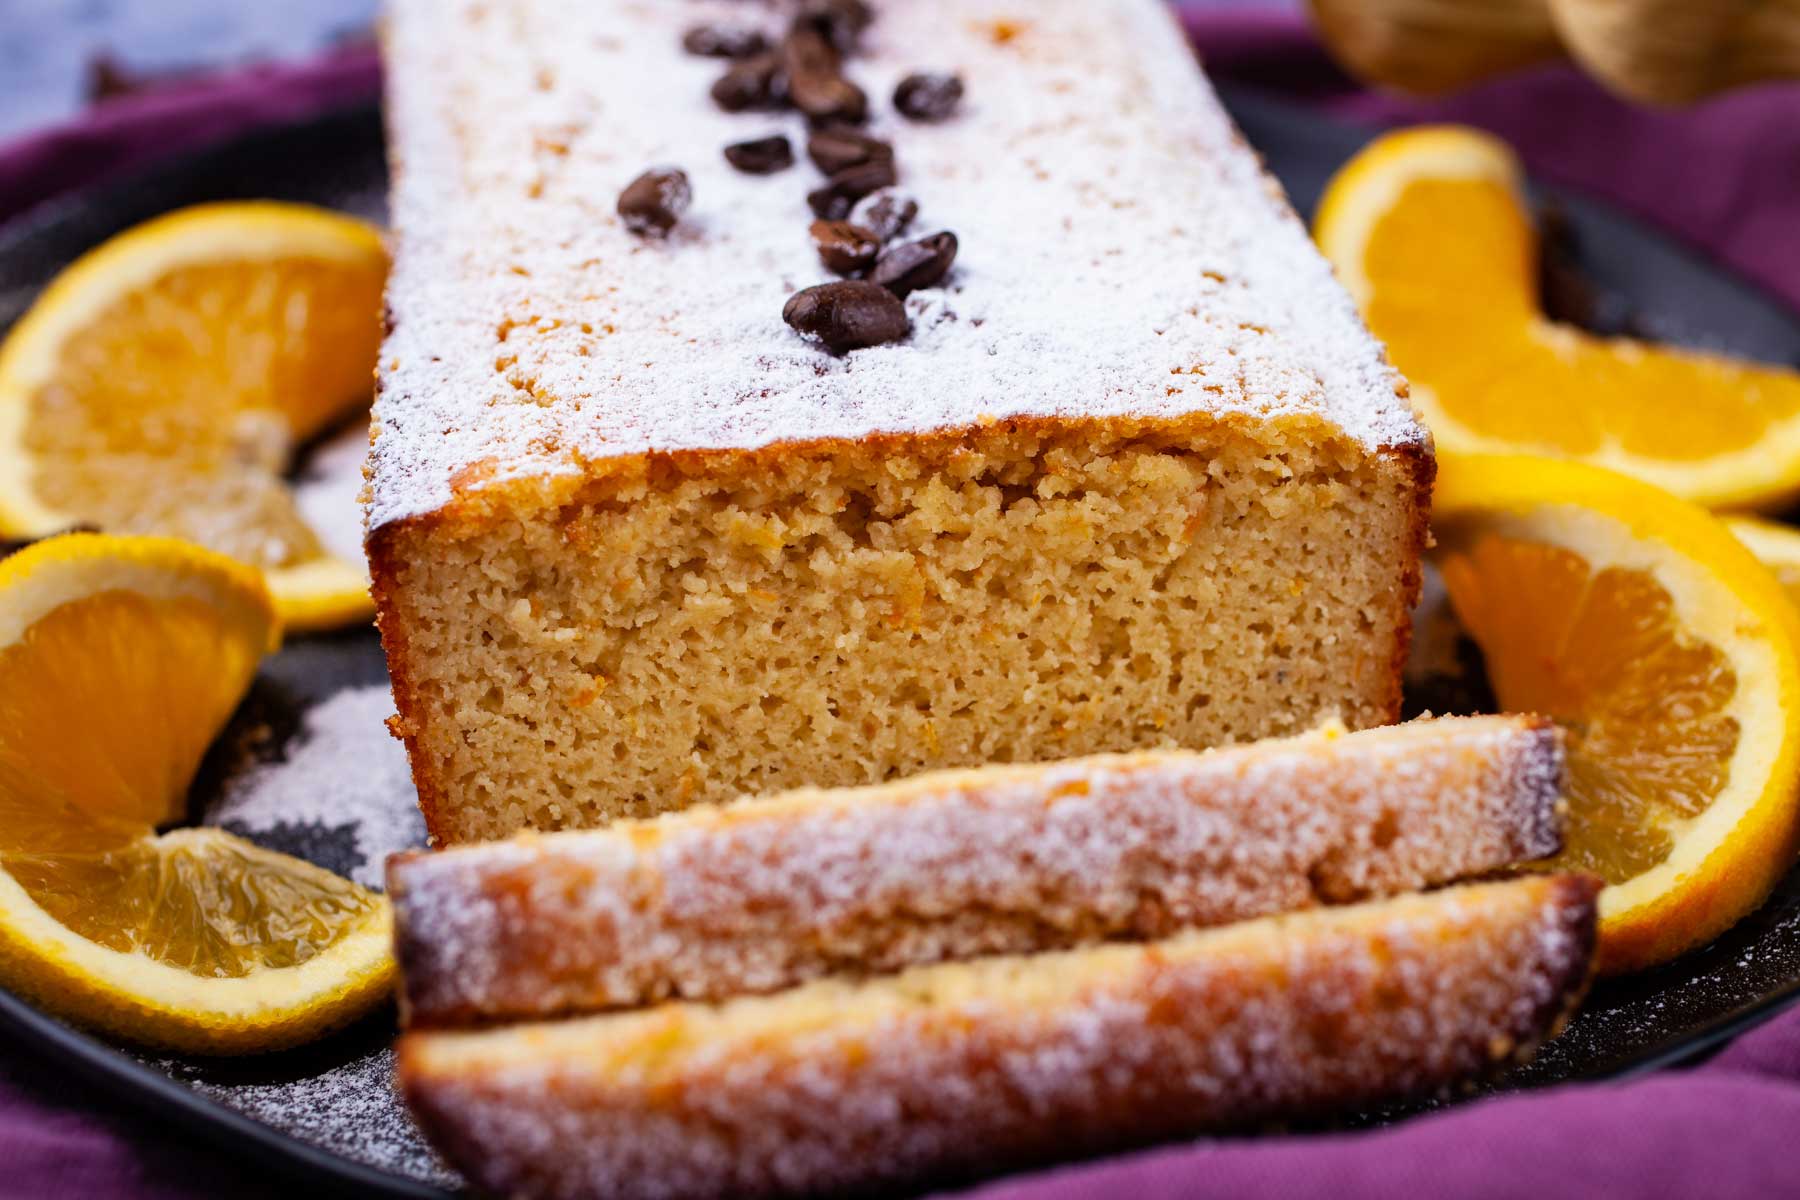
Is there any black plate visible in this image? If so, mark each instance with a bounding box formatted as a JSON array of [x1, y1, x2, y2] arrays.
[[2, 89, 1799, 1199]]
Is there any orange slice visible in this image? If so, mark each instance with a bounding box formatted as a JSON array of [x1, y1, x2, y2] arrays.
[[0, 534, 393, 1052], [0, 203, 386, 631], [1433, 454, 1800, 973], [1726, 516, 1800, 615], [1316, 126, 1800, 510]]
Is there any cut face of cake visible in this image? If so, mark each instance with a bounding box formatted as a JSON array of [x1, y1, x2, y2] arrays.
[[389, 715, 1563, 1025], [370, 0, 1432, 842]]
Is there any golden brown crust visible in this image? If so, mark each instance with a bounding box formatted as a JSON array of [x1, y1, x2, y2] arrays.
[[366, 520, 451, 845], [1378, 436, 1439, 723], [397, 876, 1599, 1200], [375, 410, 1414, 538], [389, 714, 1563, 1026]]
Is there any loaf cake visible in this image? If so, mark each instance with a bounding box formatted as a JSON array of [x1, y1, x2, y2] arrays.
[[398, 874, 1598, 1200], [369, 0, 1432, 842], [390, 714, 1563, 1025]]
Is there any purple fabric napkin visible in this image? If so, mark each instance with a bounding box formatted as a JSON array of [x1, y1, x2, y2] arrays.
[[1186, 10, 1800, 315], [0, 50, 380, 226], [2, 10, 1799, 1200]]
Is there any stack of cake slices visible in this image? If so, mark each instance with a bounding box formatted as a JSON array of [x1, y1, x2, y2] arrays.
[[390, 716, 1596, 1199]]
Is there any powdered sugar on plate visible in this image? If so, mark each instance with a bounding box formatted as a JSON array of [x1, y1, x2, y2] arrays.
[[292, 417, 372, 571], [151, 1042, 459, 1190], [204, 683, 424, 891]]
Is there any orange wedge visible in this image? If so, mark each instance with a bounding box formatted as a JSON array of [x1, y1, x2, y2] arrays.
[[1434, 454, 1800, 973], [0, 203, 386, 631], [1316, 126, 1800, 510], [0, 534, 393, 1052]]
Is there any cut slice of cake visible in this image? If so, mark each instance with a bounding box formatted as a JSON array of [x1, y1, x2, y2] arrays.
[[390, 714, 1563, 1025], [370, 0, 1432, 842], [398, 875, 1599, 1200]]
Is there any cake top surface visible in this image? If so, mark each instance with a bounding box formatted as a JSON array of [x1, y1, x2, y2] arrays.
[[370, 0, 1424, 530]]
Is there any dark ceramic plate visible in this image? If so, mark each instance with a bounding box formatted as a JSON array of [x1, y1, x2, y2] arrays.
[[1, 88, 1798, 1199]]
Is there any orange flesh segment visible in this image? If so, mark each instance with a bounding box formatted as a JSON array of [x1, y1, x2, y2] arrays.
[[0, 590, 373, 977], [1361, 176, 1800, 463], [1438, 532, 1739, 883], [0, 591, 253, 842], [21, 257, 382, 569], [4, 834, 377, 977]]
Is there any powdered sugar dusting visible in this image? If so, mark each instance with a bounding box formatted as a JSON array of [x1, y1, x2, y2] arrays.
[[205, 684, 425, 890], [401, 877, 1595, 1200], [391, 714, 1563, 1023], [369, 0, 1423, 531], [153, 1044, 459, 1189]]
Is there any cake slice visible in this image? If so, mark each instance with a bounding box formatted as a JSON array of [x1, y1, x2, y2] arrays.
[[369, 0, 1431, 843], [390, 714, 1563, 1025], [398, 874, 1599, 1200]]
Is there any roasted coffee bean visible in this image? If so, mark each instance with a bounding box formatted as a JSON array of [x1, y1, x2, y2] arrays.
[[795, 0, 874, 52], [805, 159, 898, 219], [681, 24, 769, 58], [806, 127, 892, 175], [781, 26, 866, 124], [782, 280, 908, 352], [616, 167, 692, 237], [781, 24, 839, 82], [871, 231, 957, 295], [710, 51, 785, 112], [810, 219, 882, 275], [894, 72, 964, 121], [848, 187, 917, 242], [723, 135, 794, 174], [803, 77, 868, 126]]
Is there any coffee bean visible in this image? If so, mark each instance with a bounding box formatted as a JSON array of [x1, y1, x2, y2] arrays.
[[871, 231, 957, 296], [894, 72, 964, 122], [781, 26, 866, 124], [795, 0, 874, 52], [806, 160, 898, 219], [710, 51, 785, 112], [806, 127, 892, 176], [783, 280, 908, 352], [810, 219, 882, 275], [848, 187, 917, 242], [799, 77, 867, 127], [723, 135, 794, 175], [681, 24, 769, 58], [617, 167, 692, 237]]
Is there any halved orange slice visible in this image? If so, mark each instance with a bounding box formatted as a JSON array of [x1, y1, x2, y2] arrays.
[[1434, 454, 1800, 972], [1316, 126, 1800, 510], [0, 202, 386, 631], [0, 534, 393, 1052]]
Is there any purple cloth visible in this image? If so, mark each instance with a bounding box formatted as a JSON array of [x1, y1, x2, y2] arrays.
[[2, 10, 1799, 1199], [0, 50, 380, 226], [1186, 10, 1800, 314], [964, 1016, 1800, 1200]]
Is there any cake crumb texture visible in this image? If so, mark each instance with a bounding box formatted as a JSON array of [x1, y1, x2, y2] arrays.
[[398, 875, 1599, 1200], [375, 425, 1427, 840], [390, 714, 1564, 1024]]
